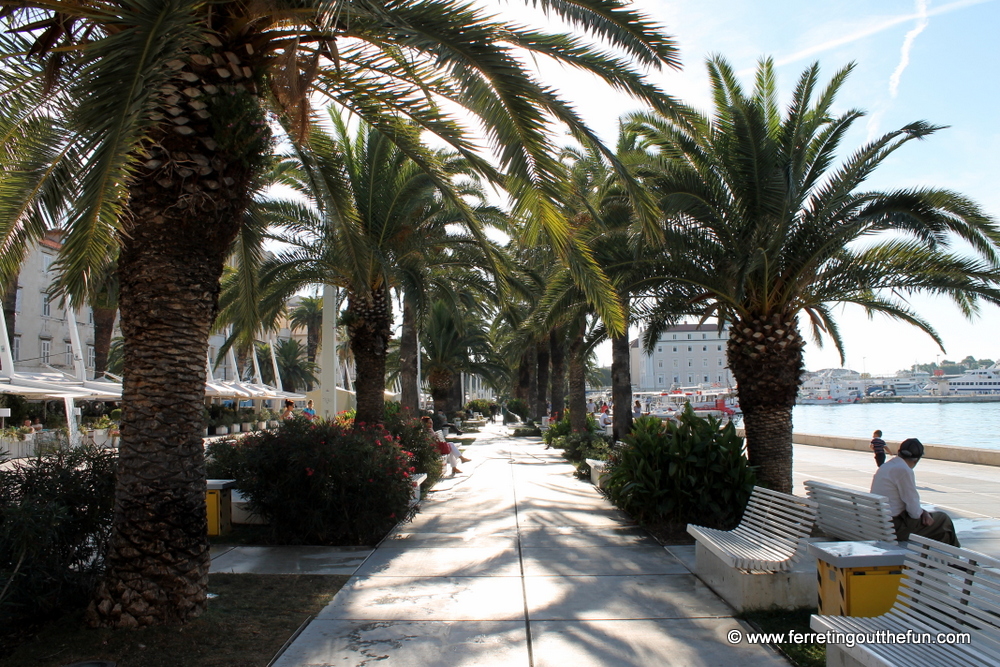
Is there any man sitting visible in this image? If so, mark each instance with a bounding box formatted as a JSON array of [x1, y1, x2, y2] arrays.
[[870, 438, 960, 546]]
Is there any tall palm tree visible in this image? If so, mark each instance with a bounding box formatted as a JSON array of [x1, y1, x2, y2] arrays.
[[0, 0, 678, 627], [630, 56, 1000, 492]]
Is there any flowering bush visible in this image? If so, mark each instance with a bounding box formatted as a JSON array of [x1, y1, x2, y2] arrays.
[[232, 419, 415, 546]]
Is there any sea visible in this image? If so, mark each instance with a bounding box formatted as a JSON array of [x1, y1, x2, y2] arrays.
[[792, 403, 1000, 451]]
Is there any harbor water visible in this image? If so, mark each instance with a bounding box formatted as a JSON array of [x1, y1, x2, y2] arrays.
[[793, 403, 1000, 451]]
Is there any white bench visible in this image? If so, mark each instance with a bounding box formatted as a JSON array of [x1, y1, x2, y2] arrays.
[[687, 486, 818, 571], [812, 535, 1000, 667], [409, 473, 428, 506], [805, 480, 897, 543], [687, 486, 819, 611]]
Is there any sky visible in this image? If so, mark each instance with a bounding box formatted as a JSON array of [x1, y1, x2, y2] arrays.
[[503, 0, 1000, 375]]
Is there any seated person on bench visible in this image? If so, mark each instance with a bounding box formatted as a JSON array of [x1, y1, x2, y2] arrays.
[[870, 438, 959, 546], [421, 416, 470, 473]]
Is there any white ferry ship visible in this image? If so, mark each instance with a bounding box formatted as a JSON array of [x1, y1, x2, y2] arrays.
[[945, 364, 1000, 394]]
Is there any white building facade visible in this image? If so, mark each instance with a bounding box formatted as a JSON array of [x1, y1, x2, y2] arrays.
[[11, 232, 98, 376], [630, 323, 733, 391]]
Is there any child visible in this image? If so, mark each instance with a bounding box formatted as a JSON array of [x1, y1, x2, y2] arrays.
[[870, 429, 891, 467]]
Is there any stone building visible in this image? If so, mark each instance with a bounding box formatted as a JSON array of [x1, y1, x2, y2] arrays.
[[630, 322, 733, 391]]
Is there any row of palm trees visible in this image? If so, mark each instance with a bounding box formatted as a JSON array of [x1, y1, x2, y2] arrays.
[[3, 1, 1000, 631]]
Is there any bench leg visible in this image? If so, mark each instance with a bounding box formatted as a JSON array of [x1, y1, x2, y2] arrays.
[[825, 645, 866, 667]]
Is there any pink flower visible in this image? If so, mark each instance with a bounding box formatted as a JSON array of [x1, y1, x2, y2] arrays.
[[305, 467, 314, 476]]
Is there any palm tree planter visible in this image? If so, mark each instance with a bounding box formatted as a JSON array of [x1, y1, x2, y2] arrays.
[[632, 56, 1000, 492]]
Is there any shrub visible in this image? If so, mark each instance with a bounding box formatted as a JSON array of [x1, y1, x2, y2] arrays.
[[604, 407, 756, 530], [465, 399, 491, 415], [232, 419, 415, 546], [542, 410, 598, 445], [506, 398, 528, 420], [0, 445, 117, 627], [512, 427, 541, 437], [380, 405, 444, 491]]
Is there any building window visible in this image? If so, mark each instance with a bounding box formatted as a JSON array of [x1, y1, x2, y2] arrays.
[[672, 347, 677, 352], [673, 376, 679, 383], [718, 345, 722, 351], [88, 308, 94, 325], [687, 360, 692, 367], [718, 358, 723, 366], [658, 360, 663, 368], [704, 375, 709, 382], [687, 346, 692, 352], [703, 346, 707, 351], [87, 345, 95, 368], [12, 335, 19, 361], [703, 359, 708, 367], [672, 334, 677, 340], [65, 343, 73, 366], [657, 375, 664, 386], [687, 334, 691, 339], [687, 375, 693, 383], [673, 359, 678, 367], [657, 346, 662, 353], [40, 340, 50, 364], [41, 253, 53, 274], [14, 287, 21, 313], [42, 293, 50, 317]]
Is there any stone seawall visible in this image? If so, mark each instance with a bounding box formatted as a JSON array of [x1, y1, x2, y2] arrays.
[[736, 429, 1000, 467]]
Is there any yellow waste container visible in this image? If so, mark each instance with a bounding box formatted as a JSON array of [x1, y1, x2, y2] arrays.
[[206, 479, 237, 536], [809, 541, 907, 617]]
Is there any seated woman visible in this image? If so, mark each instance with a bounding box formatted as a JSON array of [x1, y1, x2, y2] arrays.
[[421, 416, 470, 474]]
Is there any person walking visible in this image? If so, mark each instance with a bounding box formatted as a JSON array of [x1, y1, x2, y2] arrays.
[[302, 399, 316, 421], [870, 438, 960, 546], [632, 400, 643, 419], [870, 429, 891, 467]]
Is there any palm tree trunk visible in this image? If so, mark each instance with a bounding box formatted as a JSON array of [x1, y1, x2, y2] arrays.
[[347, 285, 392, 425], [429, 371, 451, 414], [549, 328, 566, 419], [727, 313, 805, 493], [514, 352, 531, 401], [3, 276, 16, 370], [449, 373, 463, 415], [525, 344, 537, 422], [399, 294, 418, 413], [92, 306, 117, 376], [90, 155, 255, 628], [535, 341, 549, 421], [611, 331, 632, 440], [568, 325, 587, 433]]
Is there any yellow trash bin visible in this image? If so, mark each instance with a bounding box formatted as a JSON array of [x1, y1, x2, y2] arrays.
[[206, 479, 236, 536], [809, 541, 907, 617]]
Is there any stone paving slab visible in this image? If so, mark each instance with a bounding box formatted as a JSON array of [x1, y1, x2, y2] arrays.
[[520, 546, 690, 577], [272, 620, 528, 667], [530, 619, 787, 667], [210, 545, 371, 575], [355, 546, 522, 578], [523, 574, 733, 621], [517, 526, 658, 548], [316, 576, 527, 621]]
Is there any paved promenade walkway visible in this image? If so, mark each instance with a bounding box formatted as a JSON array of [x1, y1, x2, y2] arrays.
[[269, 424, 787, 667]]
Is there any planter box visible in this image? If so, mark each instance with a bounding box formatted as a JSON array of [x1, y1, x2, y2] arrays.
[[91, 428, 110, 447], [242, 422, 253, 432], [269, 420, 279, 428], [214, 426, 229, 435], [257, 421, 267, 430], [230, 423, 240, 433]]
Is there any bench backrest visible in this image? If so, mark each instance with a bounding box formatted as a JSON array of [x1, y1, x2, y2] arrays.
[[890, 536, 1000, 663], [804, 480, 897, 544], [735, 486, 818, 554]]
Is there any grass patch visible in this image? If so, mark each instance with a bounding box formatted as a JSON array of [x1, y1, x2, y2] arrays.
[[3, 573, 348, 667], [740, 608, 825, 667]]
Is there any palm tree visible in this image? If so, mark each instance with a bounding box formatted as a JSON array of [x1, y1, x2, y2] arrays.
[[630, 57, 1000, 492], [289, 295, 323, 365], [422, 299, 505, 414], [0, 0, 678, 627], [257, 338, 318, 394], [254, 111, 505, 424]]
